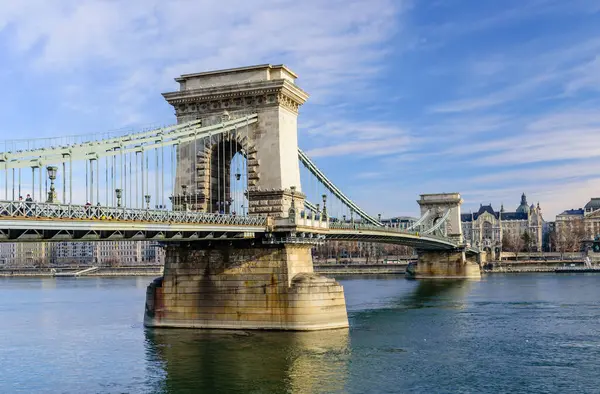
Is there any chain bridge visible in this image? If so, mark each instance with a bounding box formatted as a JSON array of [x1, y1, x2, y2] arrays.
[[0, 114, 463, 250], [0, 64, 480, 331]]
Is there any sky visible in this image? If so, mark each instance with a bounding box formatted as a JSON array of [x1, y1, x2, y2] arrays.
[[1, 0, 600, 220]]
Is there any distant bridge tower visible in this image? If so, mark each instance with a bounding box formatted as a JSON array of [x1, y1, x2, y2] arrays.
[[417, 193, 464, 243], [409, 193, 480, 279], [163, 64, 308, 216]]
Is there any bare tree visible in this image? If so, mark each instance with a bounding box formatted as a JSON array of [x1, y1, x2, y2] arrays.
[[521, 231, 532, 253], [502, 234, 513, 253], [546, 229, 557, 252], [555, 218, 586, 254], [565, 218, 586, 252], [512, 232, 525, 260]]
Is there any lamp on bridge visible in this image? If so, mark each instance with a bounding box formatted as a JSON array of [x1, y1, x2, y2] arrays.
[[322, 194, 327, 219], [115, 189, 122, 207], [181, 185, 188, 211], [378, 213, 382, 222], [144, 195, 151, 210], [288, 186, 297, 223], [46, 165, 58, 203]]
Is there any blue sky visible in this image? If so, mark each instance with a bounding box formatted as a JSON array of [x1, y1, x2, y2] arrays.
[[1, 0, 600, 219]]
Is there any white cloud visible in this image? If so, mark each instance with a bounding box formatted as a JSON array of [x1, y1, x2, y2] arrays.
[[305, 136, 410, 158], [565, 56, 600, 94], [355, 172, 386, 180], [449, 108, 600, 166], [429, 71, 558, 113], [0, 0, 404, 123], [302, 121, 411, 158], [469, 159, 600, 185]]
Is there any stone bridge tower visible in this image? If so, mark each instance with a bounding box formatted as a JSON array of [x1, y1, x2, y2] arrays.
[[146, 65, 349, 331], [417, 193, 464, 243], [410, 193, 480, 279], [163, 64, 308, 217]]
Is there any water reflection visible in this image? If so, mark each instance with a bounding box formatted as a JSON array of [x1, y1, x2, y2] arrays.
[[403, 280, 473, 309], [40, 278, 57, 289], [145, 328, 350, 393]]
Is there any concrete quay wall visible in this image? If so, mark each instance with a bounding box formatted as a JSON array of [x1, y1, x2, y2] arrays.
[[483, 260, 585, 273], [0, 266, 163, 277]]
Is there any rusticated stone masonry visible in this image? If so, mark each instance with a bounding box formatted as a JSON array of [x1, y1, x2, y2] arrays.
[[144, 241, 349, 330]]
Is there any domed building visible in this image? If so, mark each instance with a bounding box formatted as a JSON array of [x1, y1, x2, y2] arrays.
[[516, 193, 530, 214], [461, 193, 545, 258], [584, 198, 600, 213]]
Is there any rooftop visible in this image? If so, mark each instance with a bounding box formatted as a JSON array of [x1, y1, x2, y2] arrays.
[[558, 209, 584, 216], [175, 64, 297, 84], [584, 198, 600, 211]]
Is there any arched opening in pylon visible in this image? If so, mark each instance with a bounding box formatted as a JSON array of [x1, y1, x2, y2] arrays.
[[209, 136, 248, 214]]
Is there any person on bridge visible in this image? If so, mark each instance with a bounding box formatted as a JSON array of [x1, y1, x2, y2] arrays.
[[25, 194, 33, 216], [18, 196, 24, 216]]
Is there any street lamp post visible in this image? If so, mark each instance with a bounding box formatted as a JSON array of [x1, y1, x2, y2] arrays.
[[144, 195, 151, 210], [288, 186, 297, 223], [181, 185, 187, 211], [46, 166, 57, 203], [115, 189, 122, 207]]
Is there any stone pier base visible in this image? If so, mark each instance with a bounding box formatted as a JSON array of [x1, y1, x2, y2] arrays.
[[144, 241, 348, 330], [406, 250, 481, 279]]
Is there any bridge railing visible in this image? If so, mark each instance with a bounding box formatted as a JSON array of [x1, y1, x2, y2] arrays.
[[0, 200, 267, 227], [328, 221, 456, 243]]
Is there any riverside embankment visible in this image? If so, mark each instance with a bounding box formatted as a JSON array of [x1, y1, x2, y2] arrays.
[[314, 263, 407, 275], [482, 260, 585, 273], [0, 266, 163, 277], [1, 260, 593, 277]]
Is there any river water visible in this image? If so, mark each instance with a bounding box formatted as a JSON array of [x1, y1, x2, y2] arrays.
[[1, 274, 599, 393]]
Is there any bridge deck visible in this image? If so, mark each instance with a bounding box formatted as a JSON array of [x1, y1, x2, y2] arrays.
[[0, 200, 470, 251]]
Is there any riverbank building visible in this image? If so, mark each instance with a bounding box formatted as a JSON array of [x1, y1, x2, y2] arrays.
[[461, 193, 545, 258]]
